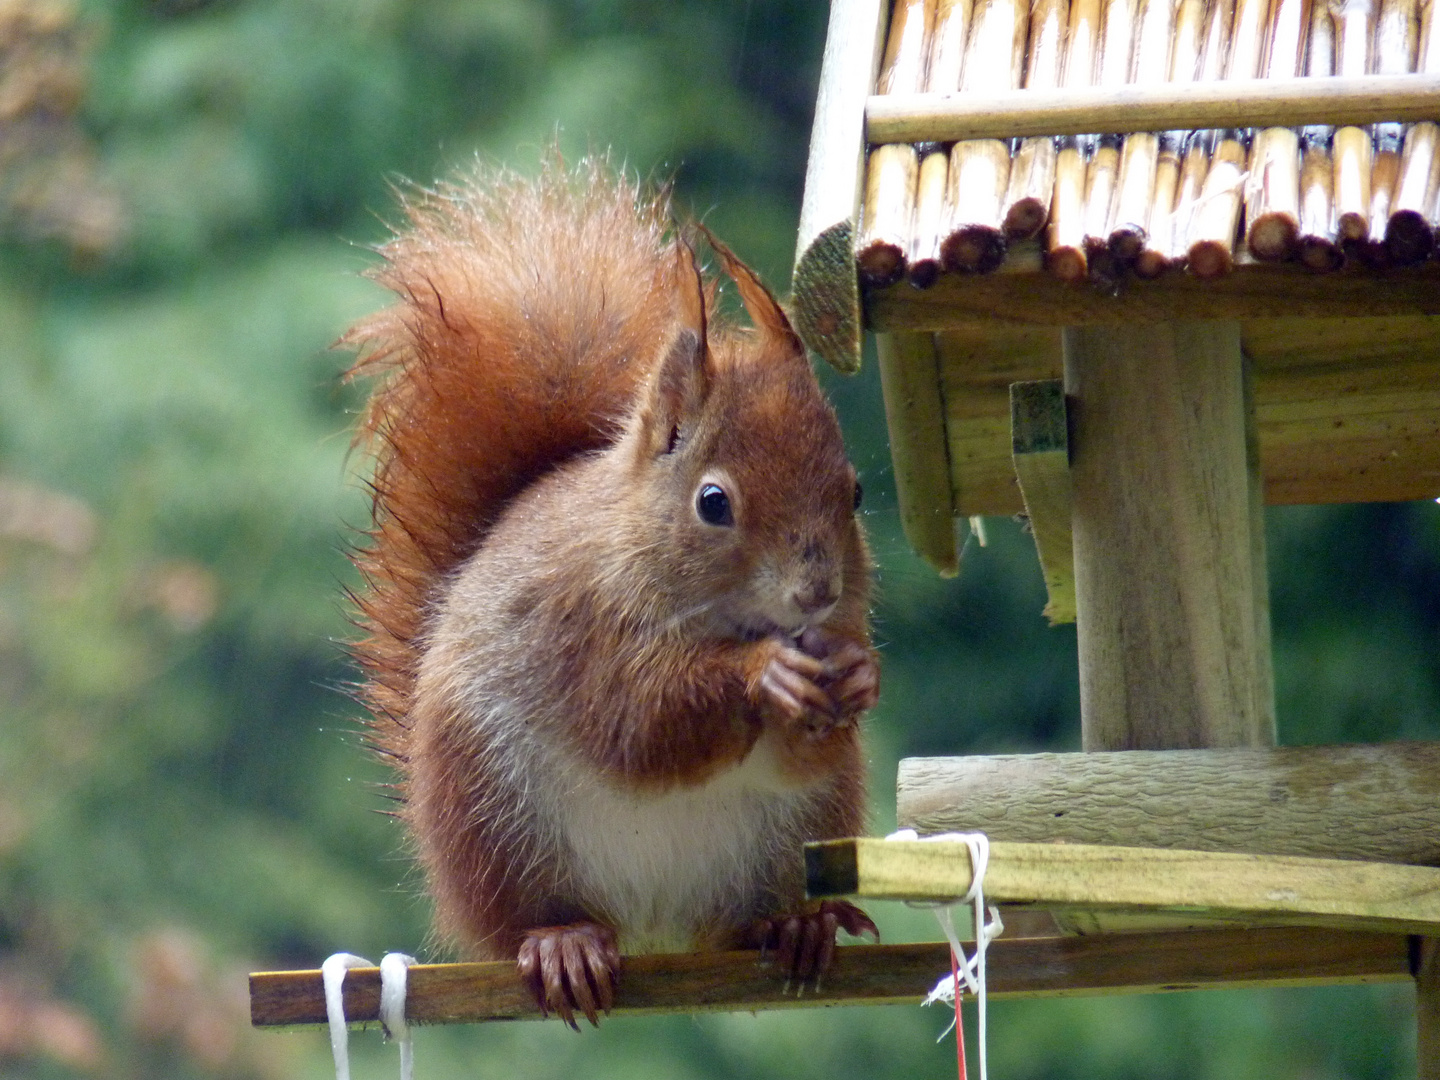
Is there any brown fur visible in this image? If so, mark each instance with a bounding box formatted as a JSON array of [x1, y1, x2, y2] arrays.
[[344, 157, 876, 967]]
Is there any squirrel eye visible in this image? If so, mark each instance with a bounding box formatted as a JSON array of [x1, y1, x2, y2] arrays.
[[853, 480, 864, 511], [695, 483, 733, 527]]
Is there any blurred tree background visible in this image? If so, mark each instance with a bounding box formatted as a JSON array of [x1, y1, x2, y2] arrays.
[[0, 0, 1435, 1077]]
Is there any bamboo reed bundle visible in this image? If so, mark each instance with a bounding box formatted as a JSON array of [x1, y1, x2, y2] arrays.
[[908, 143, 950, 286], [1360, 0, 1419, 263], [1383, 0, 1435, 261], [859, 143, 922, 286], [857, 0, 936, 287], [944, 0, 1029, 271], [1109, 0, 1180, 265], [1047, 0, 1104, 277], [1136, 0, 1210, 275], [1244, 0, 1312, 259], [1134, 132, 1184, 275], [1188, 0, 1273, 277], [1297, 0, 1345, 267], [1080, 0, 1139, 278], [1002, 0, 1068, 239], [1332, 0, 1376, 244], [928, 0, 977, 91]]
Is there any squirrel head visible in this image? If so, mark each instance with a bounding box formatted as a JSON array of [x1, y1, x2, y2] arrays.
[[614, 232, 867, 640]]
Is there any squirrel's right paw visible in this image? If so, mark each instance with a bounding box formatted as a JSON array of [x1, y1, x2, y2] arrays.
[[517, 922, 620, 1029], [755, 642, 838, 732]]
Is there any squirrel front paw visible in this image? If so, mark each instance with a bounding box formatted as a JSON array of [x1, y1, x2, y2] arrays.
[[516, 921, 620, 1029], [756, 641, 838, 731], [744, 900, 879, 991], [798, 628, 880, 719]]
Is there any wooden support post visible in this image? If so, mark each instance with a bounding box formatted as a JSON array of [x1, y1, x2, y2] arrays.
[[1421, 937, 1440, 1080], [1011, 379, 1076, 624], [877, 331, 959, 576], [1063, 321, 1276, 750]]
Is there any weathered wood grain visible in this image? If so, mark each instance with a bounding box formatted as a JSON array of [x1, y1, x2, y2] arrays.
[[897, 745, 1440, 865], [806, 838, 1440, 934], [1064, 321, 1275, 749], [250, 928, 1414, 1028], [1009, 380, 1075, 623], [867, 73, 1440, 143], [922, 316, 1440, 516], [877, 332, 959, 575]]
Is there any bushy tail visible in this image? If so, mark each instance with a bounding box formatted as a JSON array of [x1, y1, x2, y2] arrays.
[[342, 157, 684, 749]]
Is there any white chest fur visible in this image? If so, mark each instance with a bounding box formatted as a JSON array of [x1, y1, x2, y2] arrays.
[[543, 730, 814, 953]]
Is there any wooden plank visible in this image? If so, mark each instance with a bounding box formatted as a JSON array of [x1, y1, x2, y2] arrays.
[[877, 332, 960, 575], [791, 0, 887, 372], [805, 838, 1440, 934], [867, 73, 1440, 143], [249, 929, 1414, 1028], [865, 262, 1440, 331], [1009, 380, 1075, 624], [1064, 321, 1275, 749], [896, 744, 1440, 866], [926, 317, 1440, 514], [1420, 937, 1440, 1080]]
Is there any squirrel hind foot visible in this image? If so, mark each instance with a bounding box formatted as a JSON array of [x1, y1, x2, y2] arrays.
[[516, 921, 620, 1029], [744, 900, 879, 994]]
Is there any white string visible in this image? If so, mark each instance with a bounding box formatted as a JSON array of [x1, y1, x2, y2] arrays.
[[886, 830, 1003, 1080], [379, 953, 417, 1080], [322, 953, 373, 1080], [322, 951, 419, 1080]]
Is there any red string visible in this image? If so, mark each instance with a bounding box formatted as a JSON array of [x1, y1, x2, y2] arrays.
[[950, 946, 967, 1080]]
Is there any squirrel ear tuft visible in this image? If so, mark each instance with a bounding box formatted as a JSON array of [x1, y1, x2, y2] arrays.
[[637, 236, 711, 457], [698, 226, 804, 354]]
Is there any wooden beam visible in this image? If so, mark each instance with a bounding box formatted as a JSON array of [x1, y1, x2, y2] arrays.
[[896, 745, 1440, 866], [877, 332, 959, 575], [867, 74, 1440, 143], [899, 318, 1440, 518], [1010, 380, 1075, 623], [790, 0, 887, 372], [1420, 937, 1440, 1080], [249, 929, 1413, 1029], [805, 838, 1440, 934], [1064, 321, 1275, 749], [865, 262, 1440, 331]]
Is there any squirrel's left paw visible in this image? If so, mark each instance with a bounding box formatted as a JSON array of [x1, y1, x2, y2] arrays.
[[745, 900, 879, 992]]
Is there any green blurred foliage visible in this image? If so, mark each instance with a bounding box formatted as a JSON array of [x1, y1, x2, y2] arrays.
[[0, 0, 1436, 1077]]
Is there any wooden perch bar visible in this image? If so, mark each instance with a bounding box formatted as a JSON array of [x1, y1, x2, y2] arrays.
[[897, 743, 1440, 865], [805, 838, 1440, 934], [249, 928, 1415, 1029], [866, 73, 1440, 142]]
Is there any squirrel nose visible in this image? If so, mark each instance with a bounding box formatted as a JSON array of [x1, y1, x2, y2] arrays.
[[793, 580, 839, 617]]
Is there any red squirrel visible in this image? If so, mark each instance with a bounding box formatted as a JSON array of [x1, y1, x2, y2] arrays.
[[341, 157, 879, 1027]]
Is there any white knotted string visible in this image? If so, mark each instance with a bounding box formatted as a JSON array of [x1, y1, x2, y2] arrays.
[[322, 951, 417, 1080], [887, 830, 1003, 1080], [379, 953, 417, 1080]]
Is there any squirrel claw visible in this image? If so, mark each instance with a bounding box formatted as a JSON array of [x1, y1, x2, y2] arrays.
[[745, 900, 878, 992], [517, 922, 620, 1029]]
